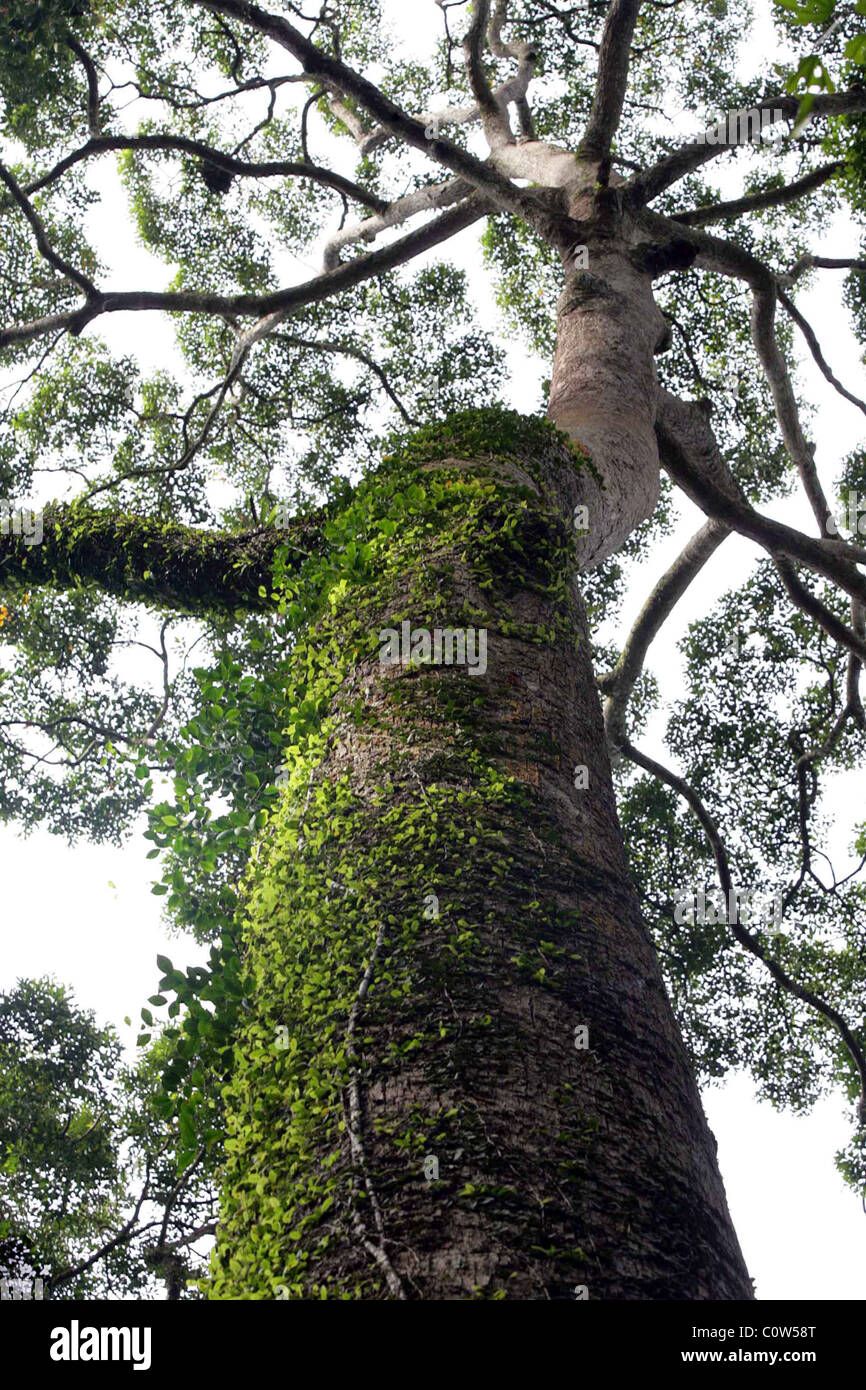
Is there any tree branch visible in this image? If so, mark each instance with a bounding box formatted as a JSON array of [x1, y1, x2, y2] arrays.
[[322, 177, 472, 270], [626, 91, 866, 207], [601, 518, 730, 746], [274, 333, 419, 426], [631, 204, 774, 288], [620, 736, 866, 1127], [0, 503, 324, 615], [64, 34, 102, 136], [671, 161, 843, 228], [773, 553, 866, 670], [0, 159, 98, 300], [358, 3, 538, 156], [188, 0, 555, 234], [655, 391, 866, 621], [750, 286, 833, 533], [786, 254, 866, 282], [779, 289, 866, 420], [603, 405, 866, 747], [463, 0, 508, 144], [0, 194, 491, 351], [579, 0, 643, 161], [11, 134, 388, 214], [48, 1164, 155, 1293]]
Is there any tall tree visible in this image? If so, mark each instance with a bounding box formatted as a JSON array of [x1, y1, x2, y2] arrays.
[[1, 0, 865, 1298]]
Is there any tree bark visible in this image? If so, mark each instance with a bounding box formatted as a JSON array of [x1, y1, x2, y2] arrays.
[[208, 411, 753, 1301], [0, 501, 322, 616], [545, 185, 690, 571], [547, 241, 667, 569]]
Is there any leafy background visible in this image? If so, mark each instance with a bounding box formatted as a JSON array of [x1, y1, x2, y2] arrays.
[[1, 0, 865, 1296]]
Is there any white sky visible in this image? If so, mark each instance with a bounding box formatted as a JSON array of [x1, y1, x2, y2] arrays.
[[1, 0, 864, 1299]]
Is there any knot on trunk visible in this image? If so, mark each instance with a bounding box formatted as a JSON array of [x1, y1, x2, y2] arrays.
[[628, 238, 698, 278], [557, 272, 617, 316]]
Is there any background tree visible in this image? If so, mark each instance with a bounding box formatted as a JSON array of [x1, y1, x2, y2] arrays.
[[1, 0, 865, 1299], [0, 978, 218, 1298]]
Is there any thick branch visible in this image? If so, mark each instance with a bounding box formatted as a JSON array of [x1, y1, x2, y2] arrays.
[[626, 92, 866, 206], [64, 35, 102, 136], [322, 178, 471, 270], [655, 391, 866, 617], [787, 254, 866, 282], [463, 0, 511, 146], [772, 553, 866, 667], [604, 392, 866, 741], [579, 0, 643, 160], [654, 392, 866, 665], [631, 205, 773, 288], [189, 0, 553, 234], [360, 4, 538, 156], [601, 518, 730, 745], [750, 286, 833, 532], [0, 504, 324, 615], [489, 0, 522, 59]]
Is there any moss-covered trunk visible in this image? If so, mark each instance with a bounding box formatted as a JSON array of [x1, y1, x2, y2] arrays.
[[208, 411, 752, 1301]]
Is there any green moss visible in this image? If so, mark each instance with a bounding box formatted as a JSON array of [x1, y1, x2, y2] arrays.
[[382, 405, 591, 475], [203, 407, 597, 1299]]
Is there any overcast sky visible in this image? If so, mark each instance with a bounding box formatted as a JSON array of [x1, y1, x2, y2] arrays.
[[1, 0, 864, 1299]]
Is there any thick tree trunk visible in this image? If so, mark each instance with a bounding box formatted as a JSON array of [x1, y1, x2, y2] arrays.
[[545, 185, 681, 571], [208, 411, 752, 1300], [547, 240, 666, 569]]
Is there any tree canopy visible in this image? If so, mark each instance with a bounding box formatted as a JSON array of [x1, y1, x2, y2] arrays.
[[1, 0, 866, 1294]]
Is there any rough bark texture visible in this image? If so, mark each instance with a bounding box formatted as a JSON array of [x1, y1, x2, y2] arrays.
[[208, 412, 752, 1301]]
